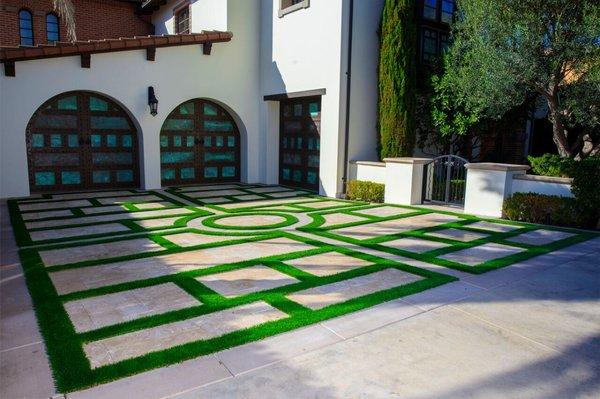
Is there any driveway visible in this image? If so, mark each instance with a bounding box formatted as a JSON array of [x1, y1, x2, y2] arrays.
[[1, 184, 598, 398]]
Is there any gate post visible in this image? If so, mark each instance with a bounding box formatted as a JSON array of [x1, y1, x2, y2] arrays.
[[383, 158, 431, 205], [464, 163, 529, 217]]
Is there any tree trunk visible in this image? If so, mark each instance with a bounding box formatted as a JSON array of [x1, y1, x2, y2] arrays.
[[545, 94, 572, 158]]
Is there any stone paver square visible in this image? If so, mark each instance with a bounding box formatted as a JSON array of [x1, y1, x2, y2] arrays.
[[197, 265, 300, 297], [84, 301, 287, 368], [507, 229, 576, 246], [134, 202, 169, 210], [20, 209, 74, 220], [29, 223, 130, 241], [285, 252, 373, 276], [425, 228, 489, 242], [201, 197, 231, 204], [39, 237, 164, 267], [321, 212, 368, 227], [439, 243, 526, 266], [215, 214, 288, 228], [287, 268, 423, 310], [465, 221, 521, 233], [248, 186, 292, 194], [64, 283, 199, 333], [82, 205, 127, 215], [188, 189, 246, 199], [232, 194, 264, 201], [19, 199, 92, 212], [162, 232, 240, 247], [354, 206, 414, 218], [98, 195, 162, 205], [300, 201, 350, 209], [380, 237, 451, 253], [267, 191, 308, 198]]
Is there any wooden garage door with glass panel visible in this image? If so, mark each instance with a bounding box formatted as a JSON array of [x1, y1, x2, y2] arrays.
[[160, 99, 240, 186], [26, 91, 140, 192], [279, 97, 320, 191]]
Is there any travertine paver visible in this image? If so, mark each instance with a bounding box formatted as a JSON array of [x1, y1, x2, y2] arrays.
[[20, 209, 74, 221], [425, 228, 489, 242], [19, 199, 92, 212], [163, 232, 241, 247], [267, 191, 309, 198], [465, 221, 521, 233], [64, 283, 199, 333], [286, 252, 373, 277], [39, 190, 135, 201], [287, 268, 423, 310], [261, 205, 301, 212], [354, 206, 415, 218], [98, 195, 163, 205], [29, 223, 130, 241], [49, 237, 315, 294], [300, 201, 350, 209], [134, 202, 169, 210], [248, 187, 292, 194], [220, 197, 318, 209], [200, 197, 231, 204], [81, 205, 127, 215], [231, 194, 265, 201], [379, 237, 451, 253], [507, 229, 576, 246], [178, 184, 242, 192], [39, 237, 164, 267], [84, 301, 287, 368], [134, 216, 182, 229], [188, 190, 246, 199], [320, 212, 368, 227], [197, 265, 299, 297], [331, 213, 462, 241], [439, 242, 526, 266], [25, 208, 193, 229], [215, 214, 288, 228]]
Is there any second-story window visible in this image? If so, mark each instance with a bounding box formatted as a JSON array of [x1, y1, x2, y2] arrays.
[[46, 13, 60, 43], [422, 0, 455, 24], [19, 9, 34, 46], [175, 6, 190, 34]]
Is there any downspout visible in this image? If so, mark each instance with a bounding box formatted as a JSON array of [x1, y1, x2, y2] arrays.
[[341, 0, 354, 196]]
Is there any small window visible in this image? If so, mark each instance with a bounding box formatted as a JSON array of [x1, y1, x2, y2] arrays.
[[423, 0, 437, 21], [279, 0, 310, 18], [441, 0, 455, 24], [175, 6, 190, 34], [46, 13, 60, 43], [422, 0, 455, 24], [19, 10, 34, 46], [421, 28, 439, 63]]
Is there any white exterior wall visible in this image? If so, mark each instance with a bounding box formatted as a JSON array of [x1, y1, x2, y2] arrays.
[[153, 0, 228, 35], [511, 175, 573, 197], [0, 0, 260, 198], [350, 161, 386, 184], [260, 0, 346, 196]]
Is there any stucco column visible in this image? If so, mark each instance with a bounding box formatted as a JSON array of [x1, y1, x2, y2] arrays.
[[464, 163, 530, 218], [383, 157, 431, 205]]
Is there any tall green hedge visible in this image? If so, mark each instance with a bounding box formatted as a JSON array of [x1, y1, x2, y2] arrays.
[[377, 0, 417, 159]]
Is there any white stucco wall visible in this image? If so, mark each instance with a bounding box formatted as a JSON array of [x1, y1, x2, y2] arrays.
[[511, 175, 574, 198], [0, 0, 260, 198], [350, 161, 386, 184], [260, 0, 346, 196], [153, 0, 228, 35]]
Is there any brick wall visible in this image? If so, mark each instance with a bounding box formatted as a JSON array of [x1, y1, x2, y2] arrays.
[[0, 0, 153, 47]]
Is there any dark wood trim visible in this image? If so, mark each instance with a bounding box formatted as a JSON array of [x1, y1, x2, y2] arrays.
[[146, 46, 156, 61], [202, 42, 212, 55], [264, 88, 326, 101], [80, 53, 90, 68], [3, 61, 15, 77]]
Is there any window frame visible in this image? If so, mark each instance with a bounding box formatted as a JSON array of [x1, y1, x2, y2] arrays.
[[46, 12, 60, 44], [19, 9, 34, 46], [173, 1, 191, 34], [278, 0, 310, 18], [420, 0, 455, 25]]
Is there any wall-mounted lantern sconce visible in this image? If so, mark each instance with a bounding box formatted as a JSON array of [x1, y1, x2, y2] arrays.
[[148, 86, 158, 116]]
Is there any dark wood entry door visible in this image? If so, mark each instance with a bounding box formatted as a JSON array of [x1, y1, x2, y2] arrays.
[[279, 96, 321, 191], [160, 99, 240, 186], [26, 92, 140, 193]]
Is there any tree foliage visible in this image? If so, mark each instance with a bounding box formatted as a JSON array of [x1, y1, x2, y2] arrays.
[[377, 0, 417, 159], [53, 0, 76, 42], [432, 0, 600, 159]]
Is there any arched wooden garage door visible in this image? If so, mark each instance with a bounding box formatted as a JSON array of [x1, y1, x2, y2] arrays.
[[160, 99, 240, 185], [26, 91, 140, 192]]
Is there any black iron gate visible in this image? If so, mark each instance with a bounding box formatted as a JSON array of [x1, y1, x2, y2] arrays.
[[422, 155, 468, 206]]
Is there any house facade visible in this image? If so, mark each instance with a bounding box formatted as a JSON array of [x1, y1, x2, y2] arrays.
[[0, 0, 384, 198]]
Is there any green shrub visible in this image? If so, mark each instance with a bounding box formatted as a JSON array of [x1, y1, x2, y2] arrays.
[[347, 180, 385, 203], [571, 156, 600, 223], [503, 192, 590, 228], [527, 154, 574, 177]]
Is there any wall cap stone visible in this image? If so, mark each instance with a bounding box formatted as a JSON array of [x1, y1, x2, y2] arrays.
[[383, 157, 432, 165], [465, 162, 530, 172], [513, 174, 573, 184], [351, 160, 386, 167]]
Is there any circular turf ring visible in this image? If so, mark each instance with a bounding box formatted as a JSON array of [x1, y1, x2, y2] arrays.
[[201, 212, 299, 230]]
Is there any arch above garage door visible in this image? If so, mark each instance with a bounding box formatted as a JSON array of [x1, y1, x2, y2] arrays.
[[26, 91, 140, 192], [160, 99, 241, 186]]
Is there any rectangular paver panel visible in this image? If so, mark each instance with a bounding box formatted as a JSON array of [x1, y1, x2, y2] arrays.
[[64, 283, 199, 333], [20, 209, 74, 221], [98, 195, 162, 205], [197, 265, 300, 297], [425, 228, 489, 242], [286, 252, 373, 276], [248, 186, 293, 194], [287, 268, 423, 310], [29, 223, 130, 241], [380, 237, 451, 253], [507, 229, 576, 246], [163, 232, 241, 247], [19, 199, 92, 212], [465, 221, 521, 233], [353, 206, 415, 218], [320, 213, 368, 227], [84, 301, 287, 368], [439, 243, 526, 266]]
